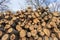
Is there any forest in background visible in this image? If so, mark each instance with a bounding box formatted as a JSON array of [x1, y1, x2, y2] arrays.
[[0, 0, 60, 12]]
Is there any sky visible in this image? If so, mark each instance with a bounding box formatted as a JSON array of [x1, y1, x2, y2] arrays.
[[0, 0, 60, 12], [7, 0, 28, 12]]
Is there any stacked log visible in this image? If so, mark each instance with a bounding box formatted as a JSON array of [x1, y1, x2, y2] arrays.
[[0, 7, 60, 40]]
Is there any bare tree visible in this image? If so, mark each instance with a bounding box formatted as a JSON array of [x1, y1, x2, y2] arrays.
[[26, 0, 40, 9], [0, 0, 9, 12], [26, 0, 58, 12], [56, 2, 60, 12], [26, 0, 49, 9]]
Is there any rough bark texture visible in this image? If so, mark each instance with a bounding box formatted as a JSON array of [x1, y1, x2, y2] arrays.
[[0, 7, 60, 40]]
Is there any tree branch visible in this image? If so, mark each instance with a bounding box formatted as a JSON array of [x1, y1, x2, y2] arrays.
[[0, 0, 6, 5]]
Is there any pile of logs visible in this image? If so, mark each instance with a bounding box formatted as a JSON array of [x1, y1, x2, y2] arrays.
[[0, 7, 60, 40]]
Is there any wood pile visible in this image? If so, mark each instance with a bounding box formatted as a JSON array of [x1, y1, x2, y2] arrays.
[[0, 7, 60, 40]]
